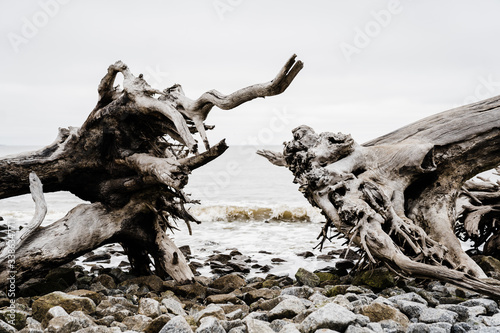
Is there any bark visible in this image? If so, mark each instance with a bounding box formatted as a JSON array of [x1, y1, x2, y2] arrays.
[[259, 95, 500, 298], [0, 55, 303, 286]]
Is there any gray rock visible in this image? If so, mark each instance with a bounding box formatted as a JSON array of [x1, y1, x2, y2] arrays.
[[481, 312, 500, 326], [228, 326, 247, 333], [281, 286, 314, 299], [313, 330, 340, 333], [159, 315, 193, 333], [419, 308, 458, 324], [278, 323, 301, 333], [436, 304, 470, 321], [269, 296, 306, 320], [221, 319, 245, 332], [161, 298, 186, 316], [22, 317, 43, 332], [366, 322, 384, 333], [246, 318, 275, 333], [354, 314, 370, 327], [46, 305, 70, 320], [269, 319, 290, 332], [468, 306, 487, 317], [95, 316, 115, 326], [46, 315, 84, 333], [226, 309, 245, 321], [460, 299, 498, 315], [344, 325, 373, 332], [196, 317, 225, 333], [0, 319, 16, 333], [429, 322, 452, 332], [70, 310, 96, 328], [388, 292, 428, 305], [407, 323, 430, 332], [308, 292, 328, 305], [138, 298, 161, 318], [121, 314, 152, 331], [193, 304, 226, 324], [451, 322, 472, 333], [245, 311, 268, 322], [395, 300, 428, 319], [378, 319, 405, 333], [298, 302, 357, 333], [472, 328, 500, 333]]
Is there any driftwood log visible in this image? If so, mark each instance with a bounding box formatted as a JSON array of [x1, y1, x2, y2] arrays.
[[259, 95, 500, 297], [0, 55, 303, 286]]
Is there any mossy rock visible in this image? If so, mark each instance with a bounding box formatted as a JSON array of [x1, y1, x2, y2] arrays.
[[295, 268, 320, 287], [352, 267, 395, 290], [0, 309, 28, 330], [262, 279, 280, 288], [32, 291, 96, 323], [315, 272, 341, 283], [324, 284, 350, 297]]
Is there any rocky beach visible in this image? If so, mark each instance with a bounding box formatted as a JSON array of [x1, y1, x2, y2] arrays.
[[3, 243, 500, 333]]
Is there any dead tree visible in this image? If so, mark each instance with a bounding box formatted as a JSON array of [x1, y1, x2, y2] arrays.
[[455, 168, 500, 258], [0, 55, 303, 286], [259, 95, 500, 297]]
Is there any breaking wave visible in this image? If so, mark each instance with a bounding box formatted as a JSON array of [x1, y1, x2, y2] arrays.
[[188, 204, 325, 223]]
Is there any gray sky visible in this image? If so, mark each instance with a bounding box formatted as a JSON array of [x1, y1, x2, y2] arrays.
[[1, 0, 500, 146]]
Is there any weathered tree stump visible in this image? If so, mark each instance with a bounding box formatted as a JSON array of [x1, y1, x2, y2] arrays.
[[0, 55, 303, 286], [259, 95, 500, 297]]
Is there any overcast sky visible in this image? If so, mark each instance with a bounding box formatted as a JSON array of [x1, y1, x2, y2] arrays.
[[1, 0, 500, 147]]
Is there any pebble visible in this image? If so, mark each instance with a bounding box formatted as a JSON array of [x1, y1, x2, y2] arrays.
[[7, 246, 500, 333]]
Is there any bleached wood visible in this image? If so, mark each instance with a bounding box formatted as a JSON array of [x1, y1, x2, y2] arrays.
[[0, 55, 302, 286], [259, 96, 500, 297]]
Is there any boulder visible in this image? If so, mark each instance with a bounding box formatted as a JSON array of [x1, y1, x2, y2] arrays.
[[243, 288, 280, 304], [144, 314, 171, 333], [245, 318, 275, 333], [161, 298, 186, 316], [122, 314, 153, 331], [268, 296, 306, 320], [175, 283, 207, 300], [360, 302, 409, 328], [209, 274, 246, 293], [119, 275, 165, 292], [295, 268, 320, 288], [193, 304, 225, 324], [159, 315, 193, 333], [298, 302, 357, 333], [196, 317, 225, 333], [352, 268, 395, 290], [32, 291, 96, 323], [281, 286, 314, 299], [67, 290, 103, 306], [418, 308, 457, 324], [139, 298, 162, 319]]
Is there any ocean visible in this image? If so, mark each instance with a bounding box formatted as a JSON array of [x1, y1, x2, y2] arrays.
[[0, 145, 342, 278]]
